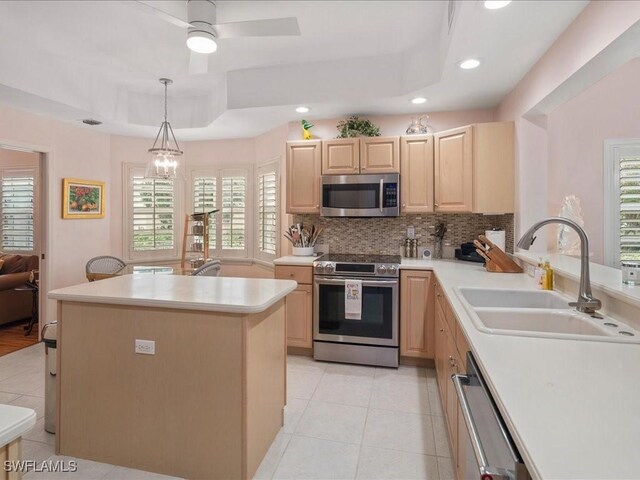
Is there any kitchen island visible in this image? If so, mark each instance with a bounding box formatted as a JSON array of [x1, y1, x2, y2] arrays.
[[0, 404, 36, 480], [48, 274, 297, 480]]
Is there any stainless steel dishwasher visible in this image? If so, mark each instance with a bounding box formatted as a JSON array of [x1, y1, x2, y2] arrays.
[[452, 352, 531, 480]]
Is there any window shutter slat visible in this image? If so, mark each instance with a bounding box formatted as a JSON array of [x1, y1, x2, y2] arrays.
[[619, 155, 640, 261], [1, 172, 35, 252], [258, 171, 277, 255], [132, 176, 174, 252]]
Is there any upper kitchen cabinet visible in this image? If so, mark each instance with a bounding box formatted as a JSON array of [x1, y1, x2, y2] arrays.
[[322, 138, 360, 174], [400, 135, 434, 213], [286, 140, 322, 214], [360, 136, 400, 173], [434, 122, 514, 214]]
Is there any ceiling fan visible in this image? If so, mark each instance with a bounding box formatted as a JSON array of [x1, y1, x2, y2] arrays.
[[135, 0, 301, 74]]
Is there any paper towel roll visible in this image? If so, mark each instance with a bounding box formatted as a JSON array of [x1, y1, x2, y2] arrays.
[[485, 230, 506, 251]]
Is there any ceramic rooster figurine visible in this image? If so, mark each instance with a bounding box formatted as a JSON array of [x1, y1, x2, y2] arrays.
[[301, 119, 314, 140]]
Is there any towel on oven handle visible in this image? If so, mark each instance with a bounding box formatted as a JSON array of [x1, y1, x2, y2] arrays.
[[345, 279, 362, 320]]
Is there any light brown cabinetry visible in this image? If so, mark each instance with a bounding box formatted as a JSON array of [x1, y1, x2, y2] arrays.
[[275, 265, 313, 349], [286, 140, 322, 214], [360, 136, 400, 173], [434, 122, 514, 214], [322, 138, 360, 174], [400, 135, 434, 213], [434, 280, 471, 480], [322, 136, 399, 175], [400, 270, 435, 359]]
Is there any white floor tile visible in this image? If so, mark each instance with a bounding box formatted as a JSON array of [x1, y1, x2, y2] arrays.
[[0, 391, 20, 403], [369, 381, 430, 415], [283, 398, 309, 434], [287, 355, 328, 375], [437, 456, 455, 480], [311, 375, 373, 407], [363, 409, 436, 456], [21, 440, 55, 463], [296, 401, 367, 444], [287, 371, 322, 400], [22, 418, 55, 446], [0, 370, 44, 396], [24, 455, 115, 479], [428, 389, 443, 417], [10, 394, 45, 419], [272, 436, 359, 480], [253, 433, 292, 480], [324, 363, 376, 380], [107, 466, 182, 479], [374, 366, 431, 386], [356, 446, 439, 480], [431, 416, 452, 458]]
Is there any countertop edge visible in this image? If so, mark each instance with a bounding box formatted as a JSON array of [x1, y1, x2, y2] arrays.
[[0, 406, 37, 447]]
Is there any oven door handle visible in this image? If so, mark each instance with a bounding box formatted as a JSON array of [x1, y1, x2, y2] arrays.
[[314, 277, 398, 287], [452, 374, 508, 480]]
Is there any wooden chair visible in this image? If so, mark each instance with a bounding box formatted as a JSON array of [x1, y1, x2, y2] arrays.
[[86, 256, 126, 281]]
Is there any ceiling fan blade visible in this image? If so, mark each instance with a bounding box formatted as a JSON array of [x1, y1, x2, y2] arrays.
[[215, 17, 300, 39], [189, 51, 209, 75], [133, 0, 191, 29]]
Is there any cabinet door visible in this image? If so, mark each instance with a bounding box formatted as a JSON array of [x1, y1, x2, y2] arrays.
[[285, 285, 313, 348], [434, 126, 473, 213], [360, 136, 400, 173], [286, 141, 321, 214], [435, 305, 448, 409], [400, 270, 434, 358], [445, 345, 461, 464], [400, 135, 434, 213], [322, 138, 360, 174]]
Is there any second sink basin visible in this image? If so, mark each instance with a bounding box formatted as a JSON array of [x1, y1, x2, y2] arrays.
[[458, 287, 570, 309]]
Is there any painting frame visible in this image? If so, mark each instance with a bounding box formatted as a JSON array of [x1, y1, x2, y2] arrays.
[[62, 178, 106, 219]]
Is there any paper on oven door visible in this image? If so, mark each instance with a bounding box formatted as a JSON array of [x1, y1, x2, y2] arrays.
[[345, 279, 362, 320]]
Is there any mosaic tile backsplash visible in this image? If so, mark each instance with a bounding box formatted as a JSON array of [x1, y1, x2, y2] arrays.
[[293, 214, 514, 255]]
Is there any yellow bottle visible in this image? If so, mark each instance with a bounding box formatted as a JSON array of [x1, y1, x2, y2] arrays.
[[542, 260, 554, 290]]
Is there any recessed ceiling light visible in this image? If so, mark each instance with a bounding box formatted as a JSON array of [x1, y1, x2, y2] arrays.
[[296, 106, 310, 113], [411, 97, 427, 105], [484, 0, 511, 9], [187, 31, 218, 54], [459, 58, 481, 70]]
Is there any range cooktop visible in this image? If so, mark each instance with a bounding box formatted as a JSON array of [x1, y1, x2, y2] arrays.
[[316, 253, 401, 264], [313, 253, 401, 277]]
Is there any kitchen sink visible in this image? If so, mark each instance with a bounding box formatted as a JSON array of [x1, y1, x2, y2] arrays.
[[454, 287, 640, 343], [457, 287, 570, 309]]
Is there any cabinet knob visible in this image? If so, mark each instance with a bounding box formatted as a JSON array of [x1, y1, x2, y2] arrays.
[[402, 203, 406, 207], [439, 328, 444, 333], [315, 205, 319, 208], [434, 203, 439, 207]]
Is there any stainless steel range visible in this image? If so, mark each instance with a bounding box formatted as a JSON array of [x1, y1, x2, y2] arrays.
[[313, 253, 400, 368]]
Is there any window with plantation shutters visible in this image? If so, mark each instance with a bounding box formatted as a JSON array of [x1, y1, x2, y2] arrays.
[[131, 175, 175, 252], [193, 175, 217, 249], [604, 141, 640, 268], [1, 169, 35, 253], [221, 175, 246, 250], [257, 164, 278, 258]]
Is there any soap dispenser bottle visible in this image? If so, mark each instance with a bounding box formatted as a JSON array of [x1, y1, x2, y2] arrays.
[[542, 260, 554, 290]]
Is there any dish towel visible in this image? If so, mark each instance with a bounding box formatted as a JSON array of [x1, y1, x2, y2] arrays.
[[345, 279, 362, 320]]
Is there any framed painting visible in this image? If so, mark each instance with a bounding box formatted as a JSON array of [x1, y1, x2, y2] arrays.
[[62, 178, 105, 219]]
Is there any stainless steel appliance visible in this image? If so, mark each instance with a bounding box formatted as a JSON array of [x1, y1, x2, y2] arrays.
[[321, 174, 400, 217], [313, 253, 400, 367], [453, 352, 530, 480]]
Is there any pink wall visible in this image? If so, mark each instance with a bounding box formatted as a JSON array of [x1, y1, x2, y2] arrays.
[[0, 148, 39, 167], [287, 109, 495, 140], [497, 1, 640, 256], [547, 58, 640, 263]]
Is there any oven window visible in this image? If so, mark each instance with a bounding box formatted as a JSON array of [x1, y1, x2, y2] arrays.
[[318, 283, 393, 339], [322, 183, 379, 209]]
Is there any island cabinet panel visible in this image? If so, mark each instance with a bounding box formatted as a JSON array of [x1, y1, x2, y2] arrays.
[[322, 138, 360, 174], [286, 140, 321, 214], [275, 265, 313, 350], [0, 439, 21, 480], [400, 135, 434, 213], [400, 270, 435, 359], [57, 301, 285, 480], [360, 136, 400, 173]]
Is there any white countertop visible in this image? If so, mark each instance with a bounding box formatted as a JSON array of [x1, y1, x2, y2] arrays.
[[273, 255, 320, 266], [410, 259, 640, 480], [0, 404, 36, 447], [48, 275, 297, 314]]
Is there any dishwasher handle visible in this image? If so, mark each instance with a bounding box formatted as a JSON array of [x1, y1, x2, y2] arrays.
[[452, 374, 509, 480]]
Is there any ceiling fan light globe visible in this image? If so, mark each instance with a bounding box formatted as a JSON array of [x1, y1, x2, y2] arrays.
[[187, 32, 217, 54]]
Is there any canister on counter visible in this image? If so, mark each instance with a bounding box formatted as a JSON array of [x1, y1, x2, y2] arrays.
[[622, 261, 640, 285]]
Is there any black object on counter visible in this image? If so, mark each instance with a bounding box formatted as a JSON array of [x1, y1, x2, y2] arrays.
[[455, 242, 485, 263]]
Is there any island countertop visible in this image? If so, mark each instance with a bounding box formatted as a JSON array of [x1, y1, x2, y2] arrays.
[[0, 404, 36, 447], [48, 274, 298, 314]]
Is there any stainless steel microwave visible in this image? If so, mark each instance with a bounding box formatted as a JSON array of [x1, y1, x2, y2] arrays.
[[321, 173, 400, 217]]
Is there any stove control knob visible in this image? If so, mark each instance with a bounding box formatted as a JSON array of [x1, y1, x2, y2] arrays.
[[314, 264, 324, 274], [324, 263, 335, 274], [388, 266, 398, 276], [377, 265, 387, 275]]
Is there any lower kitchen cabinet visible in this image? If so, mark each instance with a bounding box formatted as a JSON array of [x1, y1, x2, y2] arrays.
[[275, 265, 313, 350], [400, 270, 435, 360]]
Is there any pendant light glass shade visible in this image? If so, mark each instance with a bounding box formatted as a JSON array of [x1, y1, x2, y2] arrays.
[[145, 78, 183, 179]]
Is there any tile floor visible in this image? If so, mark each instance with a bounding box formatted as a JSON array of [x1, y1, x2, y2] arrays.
[[0, 345, 453, 480]]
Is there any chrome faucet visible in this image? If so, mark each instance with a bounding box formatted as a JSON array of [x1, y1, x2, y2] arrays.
[[517, 217, 601, 314]]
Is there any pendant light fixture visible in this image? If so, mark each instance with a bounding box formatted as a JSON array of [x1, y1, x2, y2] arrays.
[[145, 78, 182, 179]]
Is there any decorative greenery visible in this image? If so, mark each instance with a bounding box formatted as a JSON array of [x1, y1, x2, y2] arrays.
[[301, 119, 314, 130], [336, 116, 381, 138]]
